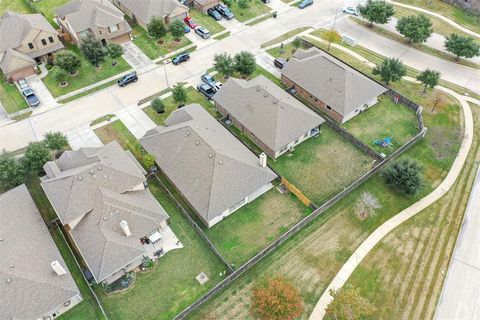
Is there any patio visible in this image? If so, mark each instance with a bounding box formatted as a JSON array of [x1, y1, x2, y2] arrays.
[[143, 225, 183, 260]]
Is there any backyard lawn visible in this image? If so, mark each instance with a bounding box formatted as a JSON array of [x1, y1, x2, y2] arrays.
[[132, 25, 193, 60], [31, 0, 69, 24], [0, 73, 29, 114], [269, 126, 374, 206], [343, 95, 419, 155], [229, 0, 271, 22], [204, 188, 312, 266], [43, 45, 130, 98], [189, 9, 225, 35], [0, 0, 32, 15]]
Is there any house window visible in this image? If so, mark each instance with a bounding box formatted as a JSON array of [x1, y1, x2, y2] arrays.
[[48, 36, 54, 43], [41, 39, 47, 45], [314, 98, 318, 102], [326, 105, 332, 110], [108, 24, 119, 33], [28, 42, 34, 49]]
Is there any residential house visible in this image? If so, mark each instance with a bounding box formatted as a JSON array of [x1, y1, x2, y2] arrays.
[[0, 11, 64, 82], [213, 75, 325, 159], [281, 47, 387, 124], [56, 0, 132, 46], [41, 142, 179, 285], [0, 184, 82, 319], [113, 0, 189, 30], [192, 0, 219, 12], [140, 104, 278, 228]]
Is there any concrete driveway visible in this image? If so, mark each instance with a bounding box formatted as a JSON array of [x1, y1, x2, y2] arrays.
[[65, 124, 103, 150], [115, 104, 156, 139], [26, 75, 58, 109], [121, 41, 155, 73]]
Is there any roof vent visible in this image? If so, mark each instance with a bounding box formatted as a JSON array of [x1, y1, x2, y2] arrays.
[[208, 153, 213, 158], [195, 140, 200, 145], [218, 160, 223, 165], [98, 166, 102, 171], [216, 146, 220, 150], [273, 99, 278, 104], [9, 264, 14, 269], [6, 278, 12, 284], [51, 261, 67, 276], [78, 176, 83, 181], [90, 169, 94, 175], [0, 238, 3, 242], [256, 86, 262, 92], [185, 131, 191, 136], [263, 93, 268, 97], [120, 220, 131, 237], [103, 216, 107, 221]]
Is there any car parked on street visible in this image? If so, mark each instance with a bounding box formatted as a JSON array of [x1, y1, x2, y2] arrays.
[[298, 0, 313, 8], [197, 83, 216, 99], [172, 52, 190, 65], [207, 8, 222, 20], [343, 6, 359, 15], [184, 16, 198, 29], [214, 4, 234, 19], [195, 26, 211, 39], [21, 87, 40, 107], [117, 72, 138, 87]]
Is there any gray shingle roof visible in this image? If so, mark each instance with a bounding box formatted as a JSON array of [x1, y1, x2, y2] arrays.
[[0, 184, 80, 319], [116, 0, 188, 23], [213, 75, 325, 152], [139, 104, 277, 225], [41, 142, 169, 283], [56, 0, 128, 33], [0, 48, 35, 73], [282, 47, 387, 116]]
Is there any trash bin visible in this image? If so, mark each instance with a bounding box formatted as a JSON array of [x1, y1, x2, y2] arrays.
[[273, 11, 277, 18]]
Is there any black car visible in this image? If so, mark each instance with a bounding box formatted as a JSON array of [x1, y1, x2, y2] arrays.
[[172, 52, 190, 65], [214, 4, 234, 19], [273, 58, 287, 69], [197, 83, 216, 100], [118, 72, 138, 87], [207, 8, 222, 20]]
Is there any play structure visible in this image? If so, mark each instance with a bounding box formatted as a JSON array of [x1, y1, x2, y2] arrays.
[[374, 137, 393, 148]]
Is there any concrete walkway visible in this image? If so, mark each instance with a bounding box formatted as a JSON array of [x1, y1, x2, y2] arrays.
[[65, 124, 104, 149], [121, 41, 156, 73], [114, 104, 156, 139]]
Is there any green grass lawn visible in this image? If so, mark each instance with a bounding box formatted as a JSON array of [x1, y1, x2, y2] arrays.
[[32, 0, 70, 24], [0, 73, 29, 114], [214, 64, 284, 88], [230, 0, 271, 22], [266, 41, 307, 59], [189, 9, 225, 34], [269, 126, 374, 206], [0, 0, 32, 15], [94, 120, 143, 161], [42, 45, 130, 98], [343, 95, 419, 155], [132, 25, 192, 60], [261, 27, 310, 48], [204, 188, 312, 266]]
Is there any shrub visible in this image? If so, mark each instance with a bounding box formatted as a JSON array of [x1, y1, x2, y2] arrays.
[[151, 98, 165, 113], [383, 158, 422, 195], [53, 68, 68, 85], [55, 51, 81, 74]]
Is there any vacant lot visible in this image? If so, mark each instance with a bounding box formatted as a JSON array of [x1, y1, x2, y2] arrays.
[[269, 126, 374, 206], [0, 74, 29, 114], [132, 25, 192, 60], [205, 188, 312, 266], [229, 0, 271, 22], [343, 96, 419, 155]]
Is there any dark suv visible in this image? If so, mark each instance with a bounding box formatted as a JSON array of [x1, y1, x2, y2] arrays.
[[172, 52, 190, 65], [214, 4, 234, 19], [118, 72, 138, 87]]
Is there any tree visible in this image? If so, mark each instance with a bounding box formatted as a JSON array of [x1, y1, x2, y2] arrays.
[[417, 68, 441, 94], [55, 51, 81, 74], [396, 14, 433, 44], [23, 142, 51, 172], [383, 158, 422, 195], [326, 285, 376, 320], [44, 132, 68, 157], [214, 52, 235, 79], [143, 153, 156, 170], [238, 0, 249, 9], [147, 16, 167, 40], [291, 37, 301, 50], [53, 68, 68, 86], [358, 0, 395, 27], [80, 36, 107, 68], [151, 98, 165, 113], [0, 151, 26, 189], [372, 57, 406, 84], [169, 20, 185, 41], [172, 84, 187, 106], [444, 33, 480, 60], [250, 277, 303, 320], [322, 28, 342, 51], [106, 43, 124, 65], [234, 51, 256, 78]]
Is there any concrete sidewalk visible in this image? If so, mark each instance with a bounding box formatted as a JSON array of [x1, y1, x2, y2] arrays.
[[115, 104, 156, 139]]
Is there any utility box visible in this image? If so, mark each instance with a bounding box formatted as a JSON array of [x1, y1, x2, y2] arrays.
[[342, 35, 357, 46]]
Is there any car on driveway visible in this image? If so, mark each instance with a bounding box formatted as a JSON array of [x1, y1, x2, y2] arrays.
[[207, 8, 222, 20], [17, 79, 29, 90], [214, 4, 234, 19], [184, 25, 191, 33], [274, 58, 287, 69], [172, 52, 190, 65], [197, 83, 216, 99], [343, 6, 359, 15], [195, 26, 211, 39], [117, 72, 138, 87], [201, 74, 216, 86], [21, 87, 40, 107], [298, 0, 313, 8], [184, 16, 198, 29]]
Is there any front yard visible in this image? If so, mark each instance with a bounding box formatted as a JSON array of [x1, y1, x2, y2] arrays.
[[0, 74, 29, 114], [43, 45, 130, 98], [204, 187, 312, 267], [189, 9, 225, 35], [343, 95, 419, 155], [229, 0, 271, 22], [269, 126, 374, 206], [132, 25, 193, 60]]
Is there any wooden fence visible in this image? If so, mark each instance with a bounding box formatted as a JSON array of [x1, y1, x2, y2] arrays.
[[281, 177, 315, 208]]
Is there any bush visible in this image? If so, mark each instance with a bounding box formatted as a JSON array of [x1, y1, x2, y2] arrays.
[[55, 51, 81, 74], [53, 68, 68, 85], [238, 0, 250, 9], [169, 20, 185, 40], [383, 158, 422, 195], [151, 98, 165, 113]]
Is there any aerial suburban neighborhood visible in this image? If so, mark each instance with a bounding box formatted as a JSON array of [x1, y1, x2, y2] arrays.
[[0, 0, 479, 318]]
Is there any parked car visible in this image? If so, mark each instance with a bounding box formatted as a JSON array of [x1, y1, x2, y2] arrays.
[[197, 83, 216, 99], [21, 87, 40, 107], [214, 81, 223, 91], [178, 0, 188, 5], [184, 16, 198, 29], [273, 58, 287, 69], [214, 4, 234, 19], [184, 25, 191, 33], [117, 72, 138, 87], [201, 74, 216, 87], [17, 79, 29, 90], [343, 6, 359, 15], [298, 0, 313, 8], [207, 8, 222, 20], [195, 26, 211, 39], [172, 52, 190, 65]]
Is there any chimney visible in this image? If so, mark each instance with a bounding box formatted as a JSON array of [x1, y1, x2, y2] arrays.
[[120, 220, 131, 237], [259, 153, 267, 168], [51, 261, 67, 276]]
